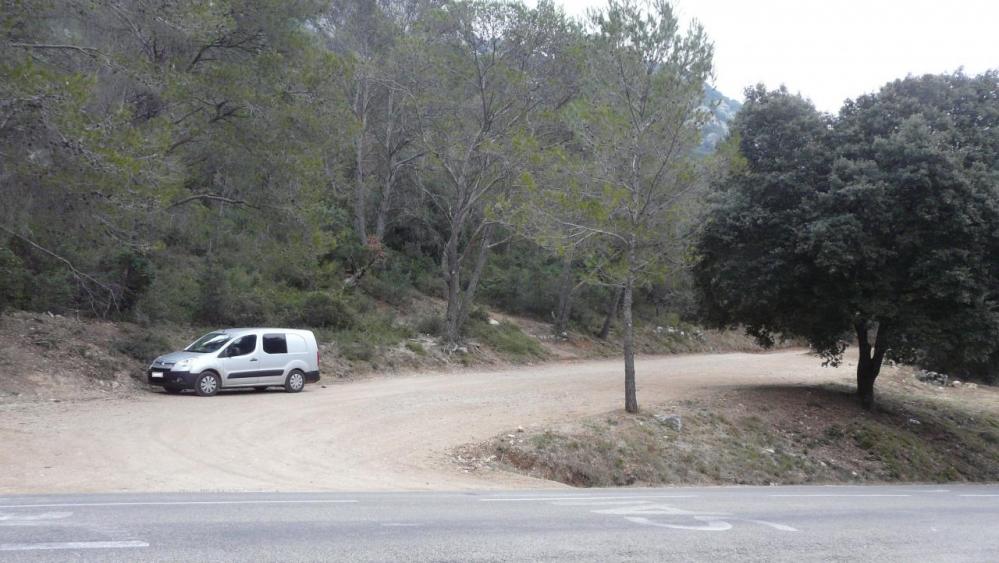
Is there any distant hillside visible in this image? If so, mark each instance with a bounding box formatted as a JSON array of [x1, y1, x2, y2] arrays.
[[699, 85, 743, 153]]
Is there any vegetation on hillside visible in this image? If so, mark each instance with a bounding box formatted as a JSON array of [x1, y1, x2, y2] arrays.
[[0, 0, 727, 405], [2, 0, 997, 413]]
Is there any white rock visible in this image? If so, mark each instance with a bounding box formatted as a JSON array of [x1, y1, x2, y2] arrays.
[[488, 318, 500, 326], [653, 414, 682, 431]]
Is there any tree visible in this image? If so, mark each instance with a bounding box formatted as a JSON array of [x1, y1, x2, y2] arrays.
[[322, 0, 425, 244], [402, 0, 579, 346], [694, 73, 999, 409], [520, 0, 713, 412], [0, 0, 336, 316]]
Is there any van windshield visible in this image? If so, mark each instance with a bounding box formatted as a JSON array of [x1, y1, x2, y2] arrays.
[[185, 332, 231, 353]]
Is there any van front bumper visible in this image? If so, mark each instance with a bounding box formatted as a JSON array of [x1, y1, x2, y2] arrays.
[[147, 370, 195, 388]]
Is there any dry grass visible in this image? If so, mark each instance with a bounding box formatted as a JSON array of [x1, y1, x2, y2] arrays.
[[465, 369, 999, 487]]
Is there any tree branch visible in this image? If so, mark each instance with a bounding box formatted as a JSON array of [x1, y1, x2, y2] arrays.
[[166, 194, 253, 209], [0, 225, 119, 314]]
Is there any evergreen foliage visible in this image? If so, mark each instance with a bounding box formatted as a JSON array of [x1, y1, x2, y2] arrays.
[[695, 73, 999, 406]]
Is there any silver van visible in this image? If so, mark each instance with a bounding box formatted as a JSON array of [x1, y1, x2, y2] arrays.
[[147, 328, 321, 396]]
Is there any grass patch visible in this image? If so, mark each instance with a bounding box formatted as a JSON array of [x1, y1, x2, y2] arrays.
[[405, 340, 427, 356], [466, 318, 546, 362], [484, 384, 999, 487], [332, 311, 414, 364]]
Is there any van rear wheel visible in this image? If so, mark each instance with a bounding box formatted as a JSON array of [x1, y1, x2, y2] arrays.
[[285, 370, 305, 393], [194, 372, 220, 397]]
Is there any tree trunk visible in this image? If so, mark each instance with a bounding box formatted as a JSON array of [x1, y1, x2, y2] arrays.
[[855, 320, 889, 410], [374, 168, 394, 241], [623, 241, 638, 414], [443, 227, 461, 347], [598, 287, 623, 340], [622, 277, 637, 413], [374, 91, 395, 241], [442, 220, 493, 348], [456, 224, 493, 331], [554, 253, 574, 336], [353, 84, 368, 244]]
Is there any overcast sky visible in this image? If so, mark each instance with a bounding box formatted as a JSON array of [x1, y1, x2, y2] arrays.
[[553, 0, 999, 113]]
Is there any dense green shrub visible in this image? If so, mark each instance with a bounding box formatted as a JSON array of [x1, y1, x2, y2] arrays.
[[479, 241, 561, 320], [0, 246, 26, 313], [414, 313, 445, 336], [299, 292, 356, 330], [360, 260, 415, 306], [114, 329, 174, 362]]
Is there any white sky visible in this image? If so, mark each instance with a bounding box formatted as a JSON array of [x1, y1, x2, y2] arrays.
[[553, 0, 999, 113]]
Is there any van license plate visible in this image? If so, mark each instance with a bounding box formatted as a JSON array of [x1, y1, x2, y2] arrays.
[[151, 372, 163, 378]]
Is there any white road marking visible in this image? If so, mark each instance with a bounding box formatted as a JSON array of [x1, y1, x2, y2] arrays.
[[0, 500, 357, 509], [593, 504, 797, 533], [381, 523, 420, 527], [0, 511, 72, 521], [593, 504, 723, 516], [769, 494, 911, 498], [744, 519, 799, 532], [552, 500, 657, 506], [625, 516, 732, 531], [481, 495, 696, 502], [0, 540, 149, 551]]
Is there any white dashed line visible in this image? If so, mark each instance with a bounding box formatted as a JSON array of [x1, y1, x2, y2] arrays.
[[0, 540, 149, 551], [0, 500, 357, 509], [481, 495, 697, 502], [768, 494, 911, 498]]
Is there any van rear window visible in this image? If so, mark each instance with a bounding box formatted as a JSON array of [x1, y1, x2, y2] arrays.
[[263, 334, 288, 354]]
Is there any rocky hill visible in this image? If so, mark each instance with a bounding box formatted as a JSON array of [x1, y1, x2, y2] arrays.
[[699, 85, 743, 153]]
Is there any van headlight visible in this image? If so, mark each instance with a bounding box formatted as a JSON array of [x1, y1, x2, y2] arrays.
[[174, 359, 193, 371]]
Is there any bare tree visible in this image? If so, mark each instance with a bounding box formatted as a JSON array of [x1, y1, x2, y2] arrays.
[[401, 0, 579, 345], [520, 0, 713, 412]]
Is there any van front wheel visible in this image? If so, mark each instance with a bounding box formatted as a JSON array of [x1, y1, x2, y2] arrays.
[[194, 372, 220, 397], [285, 370, 305, 393]]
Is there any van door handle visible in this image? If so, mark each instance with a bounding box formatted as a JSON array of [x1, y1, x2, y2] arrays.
[[250, 358, 259, 362]]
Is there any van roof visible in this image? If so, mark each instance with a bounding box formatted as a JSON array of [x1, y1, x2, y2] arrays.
[[218, 328, 315, 336]]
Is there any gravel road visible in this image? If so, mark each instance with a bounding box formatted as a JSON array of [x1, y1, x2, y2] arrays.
[[0, 350, 852, 494]]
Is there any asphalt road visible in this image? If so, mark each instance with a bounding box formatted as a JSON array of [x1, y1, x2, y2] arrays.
[[1, 485, 998, 561]]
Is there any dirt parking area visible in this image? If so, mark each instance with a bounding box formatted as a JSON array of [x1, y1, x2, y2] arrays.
[[0, 349, 883, 494]]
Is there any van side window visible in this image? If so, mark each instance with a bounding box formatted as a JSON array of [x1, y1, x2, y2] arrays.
[[263, 334, 288, 354], [226, 335, 257, 357]]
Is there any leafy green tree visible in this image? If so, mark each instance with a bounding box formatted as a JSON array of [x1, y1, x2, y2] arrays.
[[695, 73, 999, 409]]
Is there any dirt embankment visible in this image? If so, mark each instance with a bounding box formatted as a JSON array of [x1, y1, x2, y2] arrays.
[[0, 312, 150, 401], [463, 366, 999, 487]]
